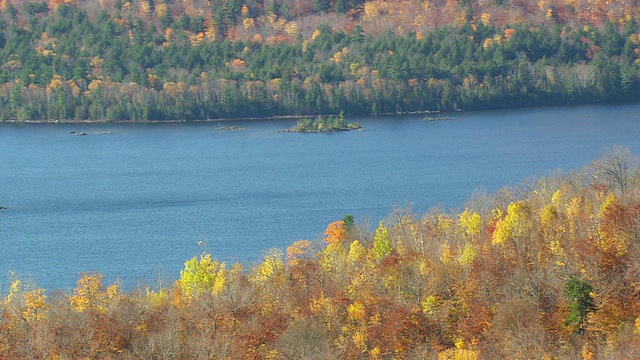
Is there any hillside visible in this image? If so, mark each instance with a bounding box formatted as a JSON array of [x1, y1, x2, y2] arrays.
[[1, 146, 640, 358], [1, 0, 640, 121]]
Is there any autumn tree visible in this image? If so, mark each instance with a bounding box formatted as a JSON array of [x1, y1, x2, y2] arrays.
[[458, 208, 482, 239], [323, 219, 345, 242], [373, 221, 392, 259], [69, 272, 118, 312], [177, 252, 227, 297]]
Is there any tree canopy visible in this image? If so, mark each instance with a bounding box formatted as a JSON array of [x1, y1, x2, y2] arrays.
[[1, 0, 640, 121]]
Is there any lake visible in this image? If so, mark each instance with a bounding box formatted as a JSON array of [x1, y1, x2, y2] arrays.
[[2, 103, 640, 291]]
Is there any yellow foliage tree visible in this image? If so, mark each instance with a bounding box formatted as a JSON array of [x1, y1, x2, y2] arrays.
[[440, 243, 454, 264], [437, 214, 453, 235], [480, 13, 491, 26], [253, 248, 283, 283], [482, 38, 494, 49], [540, 204, 559, 231], [364, 1, 381, 19], [347, 301, 366, 322], [492, 201, 532, 245], [156, 3, 168, 18], [458, 208, 482, 238], [438, 340, 478, 359], [139, 0, 151, 17], [373, 221, 392, 259], [147, 72, 158, 88], [596, 193, 629, 258], [243, 17, 255, 31], [146, 287, 169, 307], [438, 347, 479, 360], [177, 252, 226, 297], [188, 31, 205, 45], [4, 278, 21, 307], [69, 272, 116, 312], [284, 21, 298, 40], [23, 289, 48, 323], [422, 294, 439, 314], [348, 240, 366, 263], [67, 80, 80, 96], [457, 243, 476, 265]]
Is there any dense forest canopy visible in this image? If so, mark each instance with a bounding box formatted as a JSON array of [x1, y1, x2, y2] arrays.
[[2, 146, 640, 358], [1, 0, 640, 121]]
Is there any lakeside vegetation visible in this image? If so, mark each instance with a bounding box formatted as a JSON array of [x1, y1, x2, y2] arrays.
[[284, 112, 362, 132], [2, 146, 640, 358], [1, 0, 640, 121]]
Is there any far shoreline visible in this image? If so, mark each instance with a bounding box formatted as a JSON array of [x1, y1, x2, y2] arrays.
[[1, 100, 637, 125], [0, 109, 436, 125]]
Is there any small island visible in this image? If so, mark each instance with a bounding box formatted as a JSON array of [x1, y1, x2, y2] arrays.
[[422, 110, 451, 121], [423, 115, 452, 122], [282, 112, 362, 133], [216, 125, 246, 131]]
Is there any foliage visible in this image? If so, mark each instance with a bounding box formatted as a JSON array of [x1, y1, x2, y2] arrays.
[[69, 272, 117, 312], [372, 221, 392, 259], [491, 201, 532, 244], [288, 114, 361, 132], [457, 243, 476, 265], [342, 213, 355, 231], [23, 288, 47, 322], [1, 149, 640, 358], [348, 240, 366, 262], [1, 1, 640, 122], [177, 252, 226, 297], [286, 239, 312, 264], [253, 248, 284, 283], [458, 208, 482, 238], [323, 220, 346, 245]]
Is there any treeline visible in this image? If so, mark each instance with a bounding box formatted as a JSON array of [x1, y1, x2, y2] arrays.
[[1, 1, 640, 121], [2, 146, 640, 358]]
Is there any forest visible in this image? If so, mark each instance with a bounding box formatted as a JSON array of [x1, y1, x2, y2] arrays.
[[2, 146, 640, 358], [1, 0, 640, 121]]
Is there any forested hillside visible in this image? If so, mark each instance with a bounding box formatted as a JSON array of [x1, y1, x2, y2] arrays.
[[2, 146, 640, 358], [1, 0, 640, 121]]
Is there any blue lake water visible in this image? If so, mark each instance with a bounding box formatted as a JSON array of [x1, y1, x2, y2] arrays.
[[1, 103, 640, 290]]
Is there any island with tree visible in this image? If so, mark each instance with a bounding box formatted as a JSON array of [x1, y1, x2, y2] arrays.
[[282, 112, 362, 132]]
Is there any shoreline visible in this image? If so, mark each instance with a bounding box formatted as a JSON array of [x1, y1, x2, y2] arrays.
[[0, 100, 636, 125], [0, 110, 441, 125]]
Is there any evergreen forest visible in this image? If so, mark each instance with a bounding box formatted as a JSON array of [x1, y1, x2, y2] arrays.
[[1, 0, 640, 121]]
